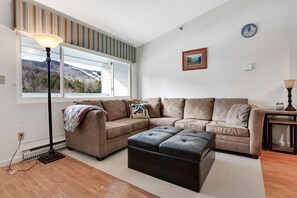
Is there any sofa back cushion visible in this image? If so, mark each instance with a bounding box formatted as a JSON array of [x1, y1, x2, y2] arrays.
[[227, 104, 251, 127], [142, 97, 161, 118], [161, 98, 185, 118], [101, 100, 128, 121], [212, 98, 248, 122], [74, 100, 103, 109], [184, 98, 215, 120]]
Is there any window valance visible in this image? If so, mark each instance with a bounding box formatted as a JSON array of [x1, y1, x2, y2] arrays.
[[14, 0, 136, 63]]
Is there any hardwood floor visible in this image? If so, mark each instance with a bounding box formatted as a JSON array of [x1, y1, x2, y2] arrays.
[[261, 150, 297, 198], [0, 156, 157, 198]]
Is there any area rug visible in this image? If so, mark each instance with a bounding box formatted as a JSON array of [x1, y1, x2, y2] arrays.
[[62, 149, 266, 198]]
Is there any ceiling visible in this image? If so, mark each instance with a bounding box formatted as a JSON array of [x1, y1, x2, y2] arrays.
[[34, 0, 229, 47]]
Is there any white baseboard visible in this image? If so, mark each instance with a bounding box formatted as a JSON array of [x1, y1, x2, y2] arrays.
[[0, 135, 65, 168], [0, 155, 23, 168]]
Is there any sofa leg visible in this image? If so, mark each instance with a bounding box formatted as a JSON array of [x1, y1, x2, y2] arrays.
[[251, 155, 259, 159], [68, 147, 74, 150], [96, 157, 105, 161]]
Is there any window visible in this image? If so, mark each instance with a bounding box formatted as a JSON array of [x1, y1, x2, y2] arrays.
[[20, 36, 131, 99]]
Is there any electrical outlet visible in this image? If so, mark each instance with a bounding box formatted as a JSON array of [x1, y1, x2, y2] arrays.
[[18, 132, 24, 141], [0, 75, 5, 84]]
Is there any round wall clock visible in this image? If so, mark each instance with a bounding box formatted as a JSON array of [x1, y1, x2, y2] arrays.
[[241, 23, 257, 38]]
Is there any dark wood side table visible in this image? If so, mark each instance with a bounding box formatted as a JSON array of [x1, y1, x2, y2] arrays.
[[262, 109, 297, 154]]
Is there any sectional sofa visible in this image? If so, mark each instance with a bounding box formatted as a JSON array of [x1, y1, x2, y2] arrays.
[[64, 98, 264, 160]]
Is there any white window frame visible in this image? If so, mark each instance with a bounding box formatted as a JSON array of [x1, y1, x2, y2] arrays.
[[17, 32, 132, 104]]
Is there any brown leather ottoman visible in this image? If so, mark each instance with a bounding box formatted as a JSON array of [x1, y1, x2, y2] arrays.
[[128, 126, 215, 192]]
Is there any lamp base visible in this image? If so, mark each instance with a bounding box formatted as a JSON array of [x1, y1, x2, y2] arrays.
[[38, 150, 65, 164], [285, 106, 296, 111]]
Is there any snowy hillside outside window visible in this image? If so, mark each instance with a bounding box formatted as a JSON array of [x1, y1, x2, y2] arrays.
[[63, 47, 112, 97]]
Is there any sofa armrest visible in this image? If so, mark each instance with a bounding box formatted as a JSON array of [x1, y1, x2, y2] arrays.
[[65, 110, 107, 158], [248, 107, 265, 157]]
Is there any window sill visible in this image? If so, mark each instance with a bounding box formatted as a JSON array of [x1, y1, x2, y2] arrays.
[[17, 95, 131, 104]]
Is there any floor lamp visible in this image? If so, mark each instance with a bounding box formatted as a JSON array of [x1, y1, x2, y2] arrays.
[[32, 33, 65, 164]]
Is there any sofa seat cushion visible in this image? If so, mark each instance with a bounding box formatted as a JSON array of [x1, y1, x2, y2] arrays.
[[128, 130, 173, 152], [115, 118, 149, 131], [161, 98, 185, 118], [101, 100, 128, 121], [206, 121, 249, 137], [184, 98, 214, 120], [175, 119, 210, 131], [149, 117, 181, 127], [105, 122, 132, 140]]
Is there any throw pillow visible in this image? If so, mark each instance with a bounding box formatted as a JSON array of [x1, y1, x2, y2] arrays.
[[226, 104, 251, 127], [124, 99, 143, 117], [130, 104, 150, 119]]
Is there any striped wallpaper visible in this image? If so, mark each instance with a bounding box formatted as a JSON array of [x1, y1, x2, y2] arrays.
[[14, 0, 136, 63]]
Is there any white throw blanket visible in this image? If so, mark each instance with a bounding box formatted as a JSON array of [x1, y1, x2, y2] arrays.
[[63, 105, 106, 132]]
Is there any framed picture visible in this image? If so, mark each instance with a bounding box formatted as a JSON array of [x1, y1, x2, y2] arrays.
[[182, 48, 207, 71]]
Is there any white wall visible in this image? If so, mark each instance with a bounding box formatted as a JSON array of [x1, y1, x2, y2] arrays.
[[291, 1, 297, 96], [137, 0, 297, 146], [138, 0, 297, 109]]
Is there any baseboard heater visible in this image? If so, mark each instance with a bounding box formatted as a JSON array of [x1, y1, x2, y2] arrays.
[[22, 140, 66, 162]]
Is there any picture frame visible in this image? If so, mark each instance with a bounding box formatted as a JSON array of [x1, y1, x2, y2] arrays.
[[182, 48, 207, 71]]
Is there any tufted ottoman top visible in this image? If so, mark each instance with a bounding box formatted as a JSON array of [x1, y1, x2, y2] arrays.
[[128, 126, 183, 152], [128, 126, 215, 161], [177, 128, 215, 140], [159, 129, 215, 162], [151, 126, 183, 134]]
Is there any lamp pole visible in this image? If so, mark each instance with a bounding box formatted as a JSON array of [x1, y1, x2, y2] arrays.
[[46, 47, 54, 153]]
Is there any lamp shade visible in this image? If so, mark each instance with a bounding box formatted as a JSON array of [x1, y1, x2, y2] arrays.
[[32, 33, 63, 48], [284, 79, 296, 89]]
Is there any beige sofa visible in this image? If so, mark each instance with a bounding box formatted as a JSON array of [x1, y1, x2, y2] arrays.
[[64, 98, 264, 160]]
